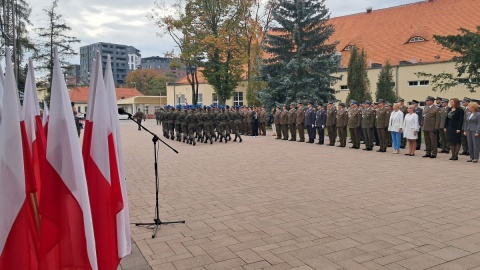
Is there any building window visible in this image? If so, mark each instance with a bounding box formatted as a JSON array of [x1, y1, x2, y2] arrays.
[[233, 92, 243, 106], [212, 93, 218, 105], [340, 85, 349, 91], [78, 106, 81, 113], [197, 94, 203, 106], [408, 36, 426, 43], [343, 45, 354, 51], [408, 80, 429, 86]]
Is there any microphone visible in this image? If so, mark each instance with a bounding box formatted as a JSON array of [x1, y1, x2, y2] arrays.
[[118, 108, 132, 117]]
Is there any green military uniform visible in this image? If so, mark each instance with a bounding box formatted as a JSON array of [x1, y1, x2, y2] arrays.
[[288, 105, 297, 141], [217, 108, 230, 143], [202, 108, 214, 144], [233, 109, 243, 142], [347, 102, 362, 149], [362, 103, 375, 151], [178, 108, 188, 142], [273, 108, 282, 139], [375, 103, 388, 152], [133, 109, 144, 131], [336, 104, 348, 147], [326, 103, 337, 146], [196, 108, 204, 142], [280, 107, 289, 140], [185, 109, 197, 145]]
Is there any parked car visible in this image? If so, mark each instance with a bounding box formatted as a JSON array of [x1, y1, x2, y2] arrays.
[[118, 114, 129, 120]]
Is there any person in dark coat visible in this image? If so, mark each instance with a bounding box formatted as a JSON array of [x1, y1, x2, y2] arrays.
[[305, 101, 316, 143], [250, 107, 259, 137], [445, 98, 464, 160], [315, 103, 326, 145]]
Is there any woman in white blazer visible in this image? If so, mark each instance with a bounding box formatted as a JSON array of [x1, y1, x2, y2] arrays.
[[388, 103, 404, 154], [403, 105, 420, 156]]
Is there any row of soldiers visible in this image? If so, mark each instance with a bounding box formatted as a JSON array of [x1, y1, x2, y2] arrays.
[[153, 105, 267, 145], [273, 97, 475, 155]]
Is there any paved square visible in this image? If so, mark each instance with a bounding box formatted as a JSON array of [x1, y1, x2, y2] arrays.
[[119, 120, 480, 270]]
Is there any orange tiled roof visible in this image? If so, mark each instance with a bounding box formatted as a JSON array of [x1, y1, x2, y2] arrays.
[[69, 87, 143, 103], [329, 0, 480, 67]]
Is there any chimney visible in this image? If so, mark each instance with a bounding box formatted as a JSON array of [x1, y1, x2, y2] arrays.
[[366, 7, 373, 14]]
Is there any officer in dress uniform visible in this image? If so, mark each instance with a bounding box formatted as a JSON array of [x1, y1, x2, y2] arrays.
[[376, 100, 388, 152], [439, 99, 450, 153], [326, 101, 337, 146], [315, 103, 326, 145], [274, 105, 282, 139], [336, 103, 348, 147], [296, 102, 306, 142], [288, 103, 297, 141], [373, 102, 379, 146], [422, 96, 441, 158], [280, 105, 289, 140], [412, 100, 423, 150], [362, 100, 375, 151], [259, 106, 267, 136], [305, 101, 316, 143], [347, 100, 362, 149]]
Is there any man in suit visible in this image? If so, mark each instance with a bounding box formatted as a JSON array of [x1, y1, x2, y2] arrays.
[[439, 99, 450, 153], [461, 98, 471, 155], [280, 105, 289, 140], [315, 103, 326, 145], [397, 99, 408, 148], [362, 100, 375, 151], [296, 102, 306, 142], [411, 100, 423, 150], [336, 103, 348, 147], [347, 100, 362, 149], [288, 103, 297, 141], [376, 100, 388, 152], [305, 101, 316, 143], [422, 96, 441, 158], [326, 102, 337, 146]]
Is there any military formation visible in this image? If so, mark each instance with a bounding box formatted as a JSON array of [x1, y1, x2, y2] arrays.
[[153, 104, 267, 146], [271, 97, 478, 157]]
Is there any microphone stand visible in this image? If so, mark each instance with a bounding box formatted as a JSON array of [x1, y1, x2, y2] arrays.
[[126, 115, 185, 238]]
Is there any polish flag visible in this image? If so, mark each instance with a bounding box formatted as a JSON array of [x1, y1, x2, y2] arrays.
[[43, 101, 49, 137], [38, 48, 97, 270], [82, 56, 98, 164], [105, 55, 131, 258], [84, 55, 123, 269], [23, 59, 47, 199], [0, 47, 38, 270]]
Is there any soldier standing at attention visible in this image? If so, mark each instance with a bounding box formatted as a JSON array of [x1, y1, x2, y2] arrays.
[[259, 106, 267, 136], [461, 98, 471, 155], [385, 103, 393, 147], [305, 102, 316, 143], [288, 103, 297, 141], [397, 99, 408, 148], [362, 101, 375, 151], [412, 100, 423, 150], [376, 100, 388, 152], [373, 102, 379, 146], [422, 96, 441, 158], [133, 108, 144, 131], [315, 103, 326, 145], [296, 102, 306, 142], [439, 99, 450, 153], [277, 105, 287, 140], [326, 102, 337, 146], [347, 100, 362, 149], [336, 103, 348, 147]]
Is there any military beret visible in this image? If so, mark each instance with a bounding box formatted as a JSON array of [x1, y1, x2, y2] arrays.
[[225, 105, 230, 108], [365, 101, 372, 105], [425, 96, 435, 101], [338, 103, 346, 107], [411, 100, 419, 104], [350, 100, 358, 105]]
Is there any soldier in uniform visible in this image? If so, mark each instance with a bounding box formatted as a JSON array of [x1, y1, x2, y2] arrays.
[[305, 102, 316, 143], [259, 106, 267, 136], [185, 107, 197, 146], [385, 103, 393, 147], [422, 96, 441, 158], [397, 99, 408, 148], [376, 100, 388, 152], [133, 108, 144, 131], [273, 105, 282, 139], [217, 106, 230, 143], [161, 107, 169, 138], [326, 102, 337, 146], [412, 100, 423, 150], [435, 96, 443, 148], [225, 105, 233, 141], [202, 107, 214, 144], [232, 106, 243, 142], [243, 107, 250, 136], [362, 101, 375, 151], [347, 100, 362, 149], [461, 98, 471, 155], [336, 103, 348, 147], [173, 105, 181, 141], [296, 102, 306, 142], [288, 103, 297, 141], [439, 99, 450, 153], [280, 105, 289, 140], [155, 109, 161, 125], [315, 103, 326, 145], [178, 106, 188, 142], [196, 106, 204, 142]]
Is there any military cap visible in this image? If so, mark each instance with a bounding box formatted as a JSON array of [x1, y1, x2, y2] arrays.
[[378, 99, 385, 104], [297, 101, 303, 104], [350, 100, 358, 105], [463, 97, 471, 102], [396, 98, 405, 102], [308, 101, 314, 105], [425, 96, 435, 101], [365, 100, 372, 105], [441, 99, 449, 103], [338, 102, 346, 107], [385, 103, 392, 107], [290, 103, 296, 106], [317, 103, 324, 107], [328, 101, 334, 104], [226, 105, 230, 109], [436, 96, 443, 100], [411, 99, 419, 104], [374, 101, 379, 105]]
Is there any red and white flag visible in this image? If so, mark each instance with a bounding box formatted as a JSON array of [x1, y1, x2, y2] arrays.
[[105, 55, 131, 258], [23, 59, 47, 199], [82, 57, 98, 164], [39, 47, 97, 270], [0, 47, 38, 270], [84, 53, 123, 269], [42, 101, 49, 137]]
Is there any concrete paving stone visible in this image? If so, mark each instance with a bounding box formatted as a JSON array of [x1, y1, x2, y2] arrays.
[[115, 121, 480, 269]]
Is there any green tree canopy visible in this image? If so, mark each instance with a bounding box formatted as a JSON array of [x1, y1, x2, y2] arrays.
[[346, 47, 372, 104], [375, 61, 397, 103]]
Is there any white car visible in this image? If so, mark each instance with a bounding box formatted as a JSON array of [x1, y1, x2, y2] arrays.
[[118, 114, 129, 120]]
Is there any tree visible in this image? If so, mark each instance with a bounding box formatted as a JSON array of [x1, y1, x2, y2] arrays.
[[260, 0, 340, 109], [375, 61, 397, 103], [125, 69, 175, 96], [346, 47, 372, 104], [33, 0, 80, 96], [416, 26, 480, 92]]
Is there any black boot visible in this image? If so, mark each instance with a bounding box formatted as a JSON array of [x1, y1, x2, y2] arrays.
[[225, 136, 228, 143]]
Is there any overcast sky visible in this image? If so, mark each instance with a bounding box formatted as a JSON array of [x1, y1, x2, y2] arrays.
[[27, 0, 420, 65]]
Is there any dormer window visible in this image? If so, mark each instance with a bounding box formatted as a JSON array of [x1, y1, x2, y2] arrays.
[[408, 36, 426, 43], [343, 45, 354, 51]]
